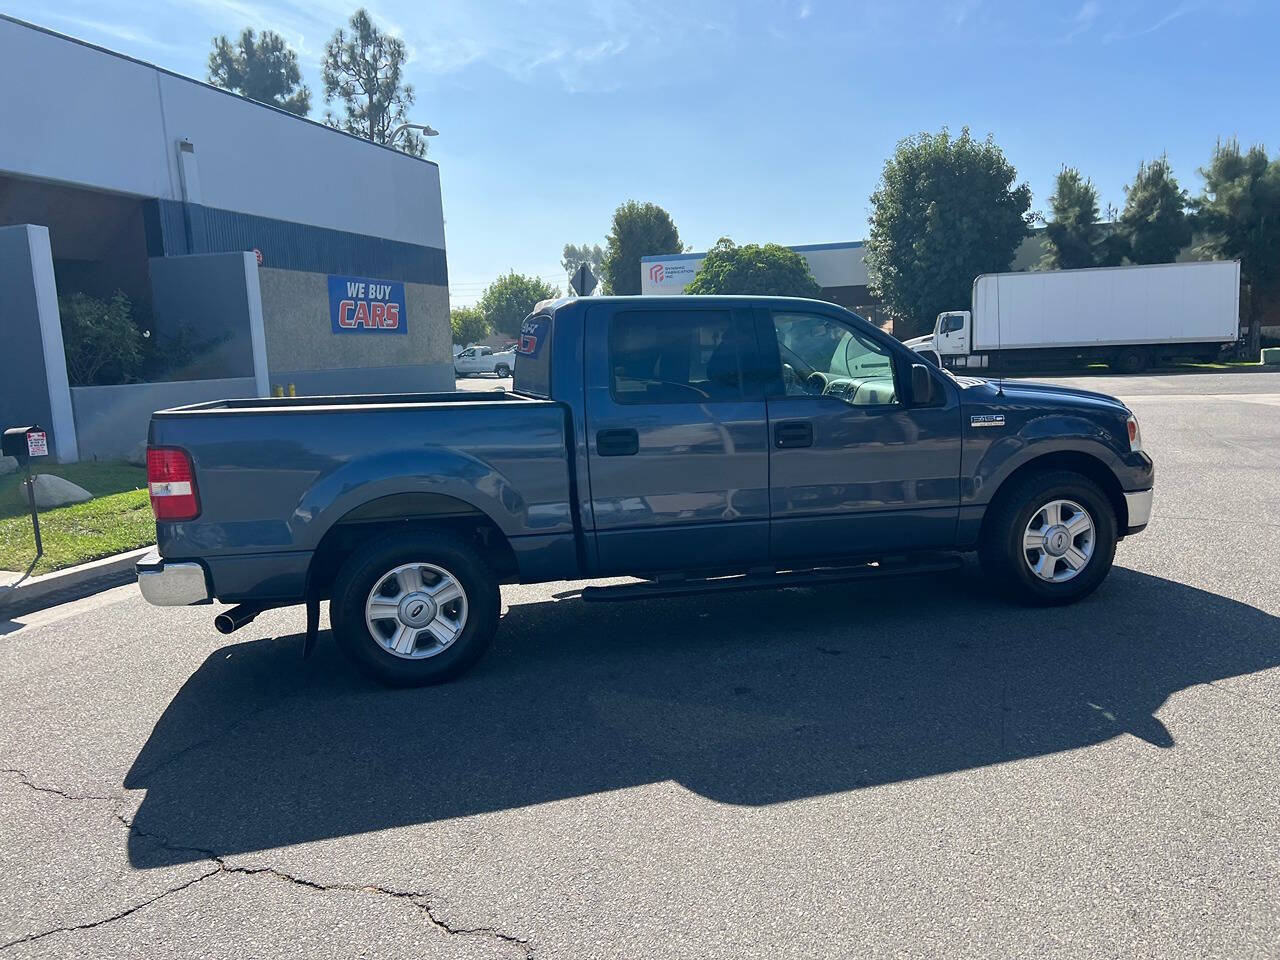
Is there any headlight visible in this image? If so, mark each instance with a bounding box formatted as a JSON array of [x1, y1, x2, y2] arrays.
[[1126, 414, 1143, 454]]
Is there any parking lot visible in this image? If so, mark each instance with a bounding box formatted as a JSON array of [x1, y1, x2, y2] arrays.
[[1, 369, 1277, 958]]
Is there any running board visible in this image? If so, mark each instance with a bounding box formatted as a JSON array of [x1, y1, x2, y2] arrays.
[[579, 553, 963, 603]]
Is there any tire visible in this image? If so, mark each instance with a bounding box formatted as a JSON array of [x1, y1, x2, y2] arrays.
[[979, 469, 1117, 606], [330, 531, 500, 687], [1114, 348, 1149, 374], [494, 364, 511, 378]]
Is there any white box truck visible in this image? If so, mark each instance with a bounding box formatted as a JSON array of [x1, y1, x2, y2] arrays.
[[903, 260, 1241, 373]]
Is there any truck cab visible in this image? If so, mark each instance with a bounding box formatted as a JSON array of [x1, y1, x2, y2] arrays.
[[905, 311, 971, 367]]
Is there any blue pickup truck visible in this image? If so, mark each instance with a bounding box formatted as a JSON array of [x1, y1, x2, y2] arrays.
[[137, 296, 1154, 686]]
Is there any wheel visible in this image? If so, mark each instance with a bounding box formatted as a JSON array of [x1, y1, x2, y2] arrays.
[[330, 531, 500, 686], [1114, 349, 1148, 374], [979, 470, 1117, 606], [494, 363, 511, 378]]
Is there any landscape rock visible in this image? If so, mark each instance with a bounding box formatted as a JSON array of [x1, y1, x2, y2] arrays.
[[126, 441, 148, 466], [0, 456, 18, 476], [31, 474, 93, 509]]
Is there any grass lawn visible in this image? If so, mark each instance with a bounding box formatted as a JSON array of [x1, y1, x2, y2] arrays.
[[0, 461, 153, 575]]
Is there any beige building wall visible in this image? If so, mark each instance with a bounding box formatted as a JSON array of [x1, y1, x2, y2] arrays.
[[257, 266, 452, 394]]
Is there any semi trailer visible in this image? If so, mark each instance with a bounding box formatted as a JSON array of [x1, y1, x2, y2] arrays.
[[904, 260, 1241, 373]]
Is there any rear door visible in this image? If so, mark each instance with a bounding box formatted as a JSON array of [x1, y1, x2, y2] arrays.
[[760, 307, 963, 561], [584, 302, 769, 575]]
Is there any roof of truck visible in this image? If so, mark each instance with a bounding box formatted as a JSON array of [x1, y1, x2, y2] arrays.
[[534, 294, 849, 314]]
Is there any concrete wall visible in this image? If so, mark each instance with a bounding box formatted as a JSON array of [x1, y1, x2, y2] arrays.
[[257, 267, 452, 395], [0, 225, 77, 461], [70, 377, 258, 461], [0, 16, 444, 250]]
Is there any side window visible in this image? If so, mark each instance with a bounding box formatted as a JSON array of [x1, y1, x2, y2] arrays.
[[609, 310, 749, 404], [941, 315, 962, 334], [771, 312, 899, 406]]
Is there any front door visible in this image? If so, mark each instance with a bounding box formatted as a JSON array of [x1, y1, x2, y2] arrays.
[[584, 303, 770, 575], [761, 308, 963, 562]]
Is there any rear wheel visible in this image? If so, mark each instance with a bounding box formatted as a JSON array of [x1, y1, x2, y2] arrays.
[[979, 470, 1117, 605], [331, 531, 500, 686], [494, 363, 511, 378], [1114, 348, 1149, 374]]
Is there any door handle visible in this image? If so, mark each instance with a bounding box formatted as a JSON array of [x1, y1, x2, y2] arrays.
[[596, 428, 639, 457], [774, 420, 813, 448]]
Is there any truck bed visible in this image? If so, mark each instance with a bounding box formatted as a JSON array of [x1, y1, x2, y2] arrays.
[[148, 390, 577, 599]]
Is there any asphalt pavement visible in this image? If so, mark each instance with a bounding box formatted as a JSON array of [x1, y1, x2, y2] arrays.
[[1, 370, 1277, 958]]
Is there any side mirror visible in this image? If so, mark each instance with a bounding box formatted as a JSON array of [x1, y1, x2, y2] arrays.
[[910, 363, 937, 406]]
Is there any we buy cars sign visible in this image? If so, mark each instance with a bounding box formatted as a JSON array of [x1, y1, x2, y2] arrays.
[[328, 275, 407, 335]]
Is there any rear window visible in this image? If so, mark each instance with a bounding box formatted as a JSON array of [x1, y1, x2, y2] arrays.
[[608, 309, 747, 404], [513, 312, 552, 398]]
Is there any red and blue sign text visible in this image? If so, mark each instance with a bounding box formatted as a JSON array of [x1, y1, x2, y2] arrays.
[[328, 275, 408, 335]]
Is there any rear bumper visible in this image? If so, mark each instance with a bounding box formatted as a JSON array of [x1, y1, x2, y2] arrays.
[[1123, 488, 1153, 534], [136, 549, 211, 606]]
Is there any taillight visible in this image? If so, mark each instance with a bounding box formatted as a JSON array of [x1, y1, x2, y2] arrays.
[[147, 447, 200, 521]]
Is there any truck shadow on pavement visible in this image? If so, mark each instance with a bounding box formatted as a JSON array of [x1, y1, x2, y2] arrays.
[[125, 566, 1280, 867]]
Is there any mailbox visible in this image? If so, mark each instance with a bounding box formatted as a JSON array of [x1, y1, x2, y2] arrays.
[[2, 425, 49, 465]]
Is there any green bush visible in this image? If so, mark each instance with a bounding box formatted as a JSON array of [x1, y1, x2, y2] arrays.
[[58, 291, 143, 386]]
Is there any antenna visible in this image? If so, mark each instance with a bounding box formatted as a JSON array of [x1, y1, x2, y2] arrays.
[[993, 272, 1005, 396]]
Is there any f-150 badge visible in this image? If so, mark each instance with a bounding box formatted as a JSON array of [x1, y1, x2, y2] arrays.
[[970, 414, 1006, 428]]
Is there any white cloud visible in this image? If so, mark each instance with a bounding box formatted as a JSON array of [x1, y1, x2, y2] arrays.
[[1102, 0, 1199, 42], [1061, 0, 1102, 41]]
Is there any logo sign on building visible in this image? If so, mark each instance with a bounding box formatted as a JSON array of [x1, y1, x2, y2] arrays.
[[327, 275, 407, 335], [640, 256, 705, 294]]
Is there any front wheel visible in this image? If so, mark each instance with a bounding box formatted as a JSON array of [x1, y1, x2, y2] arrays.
[[979, 470, 1117, 605], [331, 531, 500, 686]]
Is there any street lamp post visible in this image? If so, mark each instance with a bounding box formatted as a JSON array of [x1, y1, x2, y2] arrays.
[[388, 123, 439, 154]]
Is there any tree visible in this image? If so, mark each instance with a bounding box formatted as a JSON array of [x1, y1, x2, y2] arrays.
[[685, 238, 821, 297], [601, 201, 682, 295], [1192, 139, 1280, 356], [322, 9, 424, 156], [58, 291, 143, 386], [450, 305, 491, 346], [208, 29, 311, 115], [476, 272, 561, 337], [865, 128, 1032, 337], [1041, 167, 1105, 269], [1119, 156, 1191, 264], [561, 243, 604, 290]]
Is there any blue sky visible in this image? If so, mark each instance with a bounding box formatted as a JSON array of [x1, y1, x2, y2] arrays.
[[18, 0, 1278, 304]]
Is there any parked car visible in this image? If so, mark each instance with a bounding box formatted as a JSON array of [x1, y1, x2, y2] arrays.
[[903, 260, 1241, 372], [454, 345, 514, 378], [137, 295, 1154, 687]]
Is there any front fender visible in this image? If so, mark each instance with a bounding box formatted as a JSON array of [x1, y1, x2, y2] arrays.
[[292, 447, 527, 550], [965, 411, 1133, 506]]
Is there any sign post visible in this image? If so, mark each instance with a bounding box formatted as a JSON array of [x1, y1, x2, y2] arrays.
[[570, 263, 597, 297]]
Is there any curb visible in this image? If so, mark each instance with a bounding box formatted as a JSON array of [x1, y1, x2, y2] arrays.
[[0, 546, 152, 618]]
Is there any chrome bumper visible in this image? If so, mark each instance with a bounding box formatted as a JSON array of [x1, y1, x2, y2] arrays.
[[136, 549, 211, 606], [1124, 489, 1153, 531]]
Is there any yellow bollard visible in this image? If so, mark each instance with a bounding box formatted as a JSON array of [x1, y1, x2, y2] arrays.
[[272, 384, 284, 397]]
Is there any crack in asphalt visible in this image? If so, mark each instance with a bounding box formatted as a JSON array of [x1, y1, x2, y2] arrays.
[[2, 772, 534, 958], [2, 768, 121, 805]]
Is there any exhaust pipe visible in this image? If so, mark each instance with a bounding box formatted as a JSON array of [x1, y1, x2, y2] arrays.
[[214, 603, 264, 635]]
